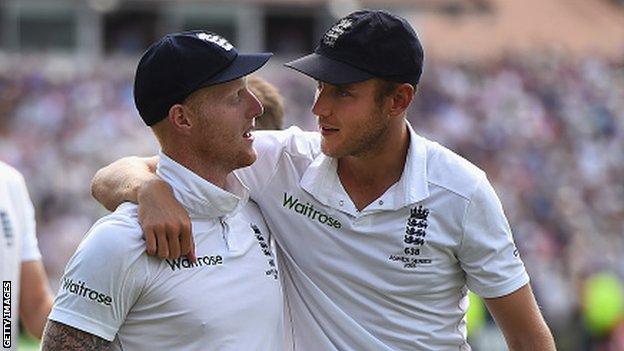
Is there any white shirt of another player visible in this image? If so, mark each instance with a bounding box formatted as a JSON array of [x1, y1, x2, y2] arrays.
[[0, 162, 42, 351], [235, 122, 529, 351], [49, 152, 283, 351]]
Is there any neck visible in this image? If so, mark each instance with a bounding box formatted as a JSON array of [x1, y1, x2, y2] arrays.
[[337, 120, 410, 211], [161, 147, 229, 190], [338, 121, 409, 184]]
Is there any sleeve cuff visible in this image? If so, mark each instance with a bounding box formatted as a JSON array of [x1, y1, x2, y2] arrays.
[[470, 270, 530, 298], [20, 251, 42, 262], [48, 307, 118, 341]]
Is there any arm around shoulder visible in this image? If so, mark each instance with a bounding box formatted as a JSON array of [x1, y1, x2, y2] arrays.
[[91, 155, 160, 211], [92, 154, 195, 260]]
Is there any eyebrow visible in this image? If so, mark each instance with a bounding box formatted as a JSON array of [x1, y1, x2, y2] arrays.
[[318, 81, 355, 90], [225, 79, 246, 95], [234, 78, 246, 88], [335, 83, 355, 90]]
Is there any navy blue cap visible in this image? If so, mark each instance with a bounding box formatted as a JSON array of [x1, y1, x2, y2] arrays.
[[134, 30, 272, 126], [285, 10, 424, 86]]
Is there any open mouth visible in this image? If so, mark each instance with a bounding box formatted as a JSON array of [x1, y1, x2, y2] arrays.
[[243, 127, 254, 140], [320, 126, 339, 135]]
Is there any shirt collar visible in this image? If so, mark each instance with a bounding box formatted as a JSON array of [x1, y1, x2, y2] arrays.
[[156, 151, 249, 219], [300, 120, 429, 216]]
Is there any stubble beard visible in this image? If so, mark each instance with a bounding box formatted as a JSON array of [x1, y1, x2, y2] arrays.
[[193, 130, 254, 174], [235, 146, 258, 169], [322, 109, 389, 159]]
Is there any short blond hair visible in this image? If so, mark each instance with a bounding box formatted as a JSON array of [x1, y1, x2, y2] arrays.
[[248, 76, 285, 130]]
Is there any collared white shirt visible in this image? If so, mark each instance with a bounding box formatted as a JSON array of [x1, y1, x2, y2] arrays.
[[49, 152, 283, 350], [0, 162, 42, 351], [236, 122, 528, 351]]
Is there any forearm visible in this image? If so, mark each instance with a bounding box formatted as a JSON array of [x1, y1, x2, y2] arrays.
[[485, 284, 556, 351], [19, 260, 54, 339], [91, 156, 160, 211], [92, 154, 194, 260], [41, 320, 112, 351], [505, 324, 556, 351], [20, 296, 52, 339]]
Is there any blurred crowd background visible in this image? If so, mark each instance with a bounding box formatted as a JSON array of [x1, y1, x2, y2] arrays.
[[1, 0, 623, 350]]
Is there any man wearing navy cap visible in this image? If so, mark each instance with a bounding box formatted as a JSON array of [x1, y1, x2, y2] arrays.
[[42, 31, 283, 350], [93, 10, 556, 351]]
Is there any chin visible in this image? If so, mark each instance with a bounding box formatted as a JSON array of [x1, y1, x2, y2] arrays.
[[320, 140, 343, 158], [238, 149, 258, 168]]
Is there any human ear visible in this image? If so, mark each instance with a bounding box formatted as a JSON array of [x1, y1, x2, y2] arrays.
[[167, 104, 193, 135], [388, 83, 415, 117]]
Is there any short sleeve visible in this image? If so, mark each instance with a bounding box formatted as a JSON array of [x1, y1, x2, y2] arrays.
[[48, 213, 148, 341], [458, 176, 529, 298], [236, 127, 321, 198]]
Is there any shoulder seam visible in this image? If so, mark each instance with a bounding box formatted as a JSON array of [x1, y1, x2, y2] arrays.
[[427, 168, 485, 201], [256, 147, 315, 197], [427, 179, 473, 201], [458, 175, 488, 253], [256, 147, 284, 197]]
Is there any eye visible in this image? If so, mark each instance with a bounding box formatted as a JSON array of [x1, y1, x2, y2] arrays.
[[336, 88, 351, 97], [231, 89, 244, 102]]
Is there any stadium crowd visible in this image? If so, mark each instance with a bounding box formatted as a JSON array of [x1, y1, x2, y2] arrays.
[[0, 51, 622, 350]]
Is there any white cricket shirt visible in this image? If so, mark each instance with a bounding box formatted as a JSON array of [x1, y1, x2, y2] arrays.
[[0, 162, 42, 351], [49, 152, 283, 350], [236, 122, 529, 351]]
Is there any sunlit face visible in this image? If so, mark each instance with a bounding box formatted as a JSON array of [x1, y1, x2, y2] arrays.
[[312, 79, 390, 158], [184, 78, 263, 171]]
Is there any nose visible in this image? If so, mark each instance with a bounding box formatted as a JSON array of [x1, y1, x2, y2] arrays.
[[312, 87, 331, 119], [247, 90, 263, 120]]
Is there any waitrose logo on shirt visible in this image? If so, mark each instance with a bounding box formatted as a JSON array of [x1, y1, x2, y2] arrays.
[[61, 278, 112, 306], [282, 193, 342, 229]]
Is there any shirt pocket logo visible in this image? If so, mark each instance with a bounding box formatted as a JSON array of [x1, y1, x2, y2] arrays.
[[388, 205, 433, 269]]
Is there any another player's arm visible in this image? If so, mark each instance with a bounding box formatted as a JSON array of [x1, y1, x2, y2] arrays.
[[41, 320, 112, 351], [91, 155, 159, 211], [484, 284, 556, 350], [91, 130, 310, 260], [19, 260, 54, 338], [91, 155, 194, 260]]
